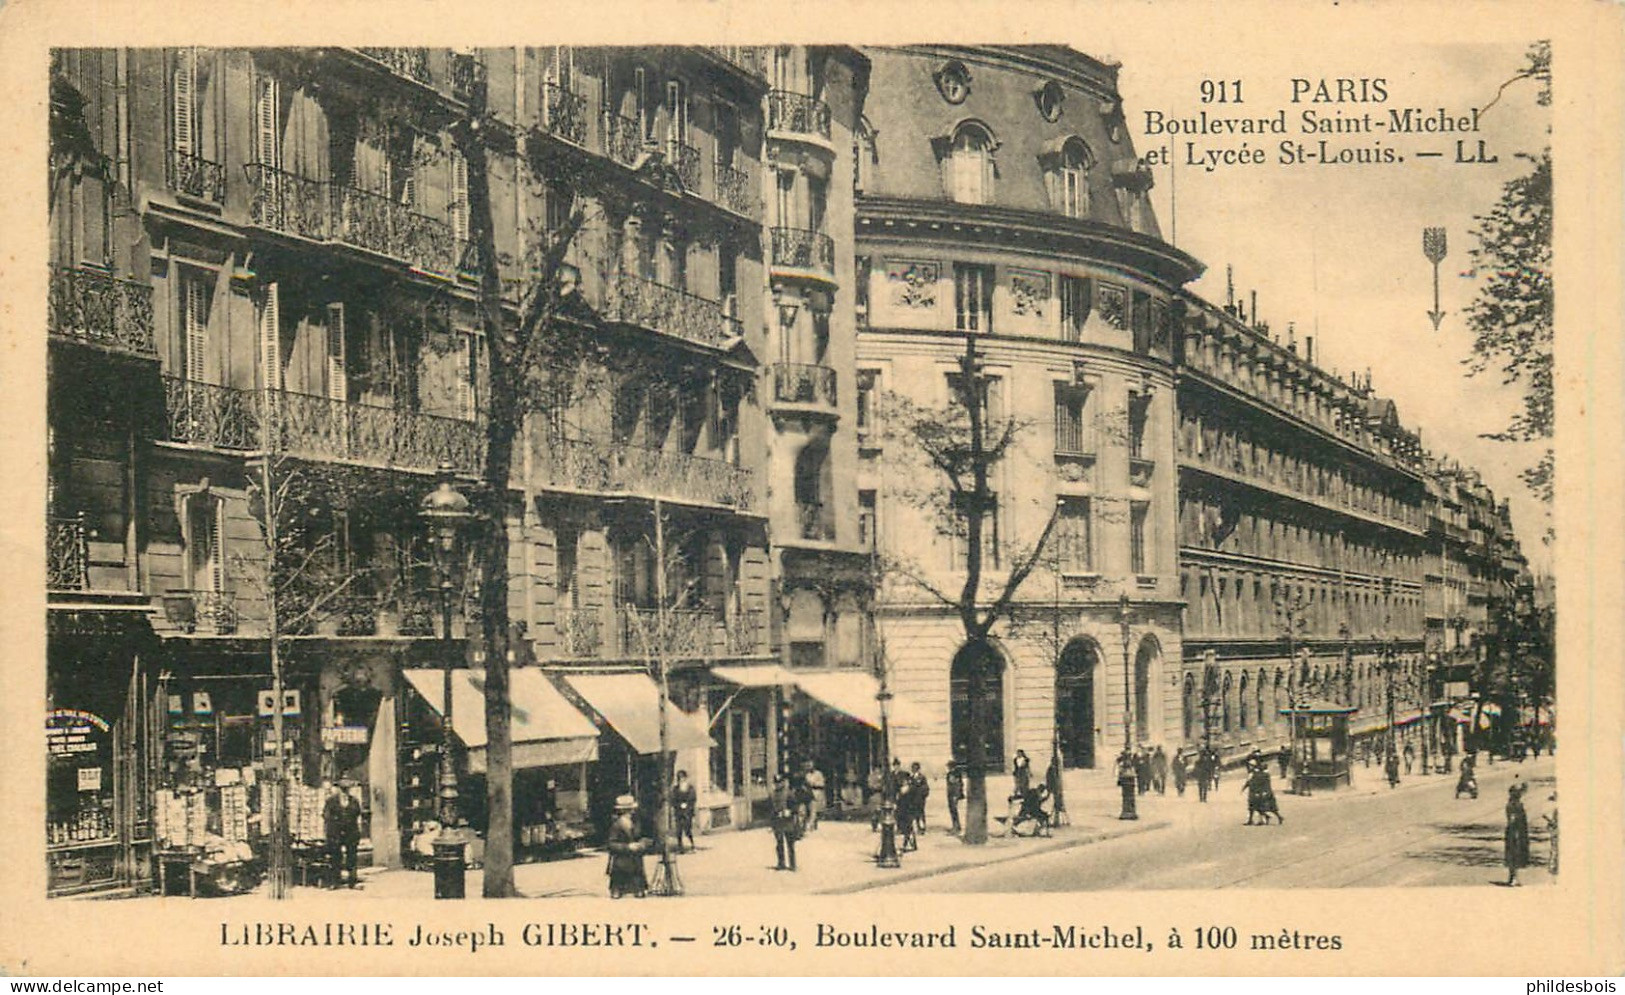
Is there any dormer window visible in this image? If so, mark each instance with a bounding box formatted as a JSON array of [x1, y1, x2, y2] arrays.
[[934, 60, 972, 104], [1040, 136, 1094, 219], [942, 121, 996, 204], [1035, 81, 1065, 122]]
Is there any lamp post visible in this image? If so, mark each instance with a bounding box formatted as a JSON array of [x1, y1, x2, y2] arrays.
[[420, 465, 473, 900], [1116, 593, 1138, 821], [1199, 649, 1218, 804], [1338, 622, 1353, 708]]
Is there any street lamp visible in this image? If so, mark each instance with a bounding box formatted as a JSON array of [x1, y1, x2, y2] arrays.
[[420, 464, 474, 900], [1116, 593, 1138, 821], [1338, 622, 1353, 707]]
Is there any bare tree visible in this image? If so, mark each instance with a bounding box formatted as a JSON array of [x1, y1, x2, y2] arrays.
[[880, 334, 1057, 844]]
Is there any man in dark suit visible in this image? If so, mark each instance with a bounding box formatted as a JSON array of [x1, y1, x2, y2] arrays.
[[323, 779, 363, 888], [770, 776, 798, 871]]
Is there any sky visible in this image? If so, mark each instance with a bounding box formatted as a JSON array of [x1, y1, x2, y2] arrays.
[[1081, 34, 1552, 571]]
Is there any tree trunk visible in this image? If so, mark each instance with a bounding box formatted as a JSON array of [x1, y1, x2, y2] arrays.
[[963, 660, 988, 845], [462, 118, 517, 899]]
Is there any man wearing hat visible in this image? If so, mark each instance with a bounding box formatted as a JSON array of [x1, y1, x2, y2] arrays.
[[605, 794, 649, 898], [945, 759, 965, 834], [323, 778, 363, 888], [770, 775, 799, 871]]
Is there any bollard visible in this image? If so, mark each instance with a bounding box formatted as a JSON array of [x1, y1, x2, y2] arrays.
[[433, 838, 466, 900]]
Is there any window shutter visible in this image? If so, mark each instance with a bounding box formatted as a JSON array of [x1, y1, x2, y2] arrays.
[[208, 499, 225, 592], [449, 149, 470, 241], [456, 330, 475, 420], [254, 74, 280, 168], [325, 303, 347, 401], [258, 282, 281, 390], [184, 273, 208, 383], [172, 49, 196, 156]]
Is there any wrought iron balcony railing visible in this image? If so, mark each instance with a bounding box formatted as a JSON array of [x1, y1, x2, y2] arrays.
[[771, 363, 838, 409], [557, 602, 766, 659], [602, 272, 743, 350], [713, 159, 756, 216], [166, 149, 226, 203], [706, 46, 767, 79], [48, 266, 156, 358], [556, 606, 606, 657], [535, 433, 755, 511], [356, 47, 431, 85], [331, 182, 456, 275], [160, 377, 484, 475], [538, 82, 590, 146], [798, 502, 834, 542], [48, 515, 89, 591], [601, 111, 646, 168], [667, 139, 702, 192], [450, 52, 486, 105], [243, 163, 330, 241], [769, 227, 836, 276], [767, 90, 832, 140], [162, 589, 238, 635]]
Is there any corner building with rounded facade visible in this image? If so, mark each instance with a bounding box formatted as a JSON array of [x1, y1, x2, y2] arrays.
[[854, 46, 1199, 777]]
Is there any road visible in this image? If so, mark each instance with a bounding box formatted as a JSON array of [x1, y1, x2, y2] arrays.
[[881, 755, 1557, 891]]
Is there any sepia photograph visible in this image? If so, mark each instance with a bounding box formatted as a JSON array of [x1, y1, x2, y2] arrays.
[[8, 0, 1621, 977]]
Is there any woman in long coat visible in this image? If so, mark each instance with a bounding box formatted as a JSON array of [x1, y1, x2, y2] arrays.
[[605, 794, 649, 898], [1504, 782, 1531, 886]]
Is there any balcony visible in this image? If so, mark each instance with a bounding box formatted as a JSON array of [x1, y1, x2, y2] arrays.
[[601, 272, 742, 350], [48, 266, 155, 358], [706, 46, 767, 80], [667, 139, 703, 193], [330, 182, 457, 276], [556, 606, 606, 657], [601, 111, 647, 168], [160, 377, 485, 475], [713, 159, 756, 216], [47, 516, 89, 591], [771, 363, 838, 411], [356, 47, 431, 85], [537, 82, 590, 146], [556, 604, 766, 660], [162, 589, 239, 635], [797, 502, 834, 542], [535, 433, 755, 511], [166, 149, 225, 203], [767, 90, 832, 141], [769, 227, 836, 279], [244, 164, 330, 241]]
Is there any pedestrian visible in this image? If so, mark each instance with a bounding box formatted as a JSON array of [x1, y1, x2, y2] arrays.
[[1172, 749, 1188, 797], [1135, 747, 1151, 795], [323, 779, 363, 888], [605, 794, 649, 898], [1276, 743, 1291, 780], [1544, 792, 1559, 876], [791, 764, 816, 834], [1455, 754, 1478, 799], [1385, 750, 1401, 789], [1243, 756, 1283, 825], [1011, 749, 1032, 795], [1504, 781, 1530, 886], [803, 761, 826, 831], [1403, 740, 1416, 775], [671, 769, 697, 852], [866, 766, 885, 830], [1206, 746, 1223, 790], [840, 770, 863, 813], [895, 765, 918, 852], [1195, 750, 1211, 803], [1362, 739, 1373, 768], [945, 759, 965, 834], [910, 762, 930, 834], [770, 776, 799, 871], [1151, 745, 1168, 795]]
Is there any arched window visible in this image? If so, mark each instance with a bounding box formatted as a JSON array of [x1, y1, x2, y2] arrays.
[[1057, 138, 1091, 218], [944, 122, 995, 205], [1257, 668, 1268, 731], [1182, 672, 1197, 741], [1238, 672, 1250, 730], [1221, 671, 1233, 734]]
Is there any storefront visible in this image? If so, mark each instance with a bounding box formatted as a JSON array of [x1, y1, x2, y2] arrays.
[[708, 664, 794, 828], [400, 667, 600, 864]]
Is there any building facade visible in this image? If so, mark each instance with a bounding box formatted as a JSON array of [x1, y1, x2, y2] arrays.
[[854, 46, 1200, 777]]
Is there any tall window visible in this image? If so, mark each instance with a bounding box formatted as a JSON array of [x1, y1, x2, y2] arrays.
[[456, 329, 484, 421], [953, 262, 994, 333], [1055, 497, 1092, 572], [253, 72, 280, 171], [1050, 138, 1092, 218], [1130, 500, 1150, 575], [946, 370, 1002, 437], [1128, 393, 1150, 460], [180, 267, 213, 384], [555, 523, 580, 610], [186, 495, 224, 594], [775, 170, 795, 229], [715, 100, 739, 170], [858, 490, 877, 551], [945, 122, 995, 204], [257, 282, 281, 391], [665, 79, 689, 152], [1059, 275, 1090, 342], [808, 174, 828, 232], [953, 492, 1001, 571], [856, 369, 879, 440], [1238, 672, 1250, 729], [170, 48, 218, 180], [448, 148, 470, 244], [1054, 383, 1089, 455]]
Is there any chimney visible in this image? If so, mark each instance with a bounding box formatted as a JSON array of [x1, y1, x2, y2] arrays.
[[1287, 321, 1297, 354], [1226, 265, 1235, 309], [1306, 336, 1315, 364], [1250, 290, 1258, 330]]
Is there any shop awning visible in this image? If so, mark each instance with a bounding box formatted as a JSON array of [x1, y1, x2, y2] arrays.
[[403, 669, 599, 773], [711, 663, 798, 687], [562, 673, 715, 755], [793, 670, 934, 729]]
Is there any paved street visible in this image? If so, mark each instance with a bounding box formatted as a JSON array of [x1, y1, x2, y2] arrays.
[[879, 755, 1558, 892]]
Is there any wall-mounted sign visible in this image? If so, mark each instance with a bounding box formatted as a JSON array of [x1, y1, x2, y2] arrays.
[[47, 708, 109, 758]]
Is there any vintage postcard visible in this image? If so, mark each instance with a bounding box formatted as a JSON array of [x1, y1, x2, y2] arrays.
[[0, 0, 1620, 977]]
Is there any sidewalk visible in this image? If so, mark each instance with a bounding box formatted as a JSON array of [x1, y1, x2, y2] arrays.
[[275, 769, 1172, 901]]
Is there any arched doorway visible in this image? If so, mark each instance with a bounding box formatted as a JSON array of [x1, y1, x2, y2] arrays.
[[1133, 636, 1161, 744], [1054, 639, 1098, 768], [950, 641, 1005, 772]]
